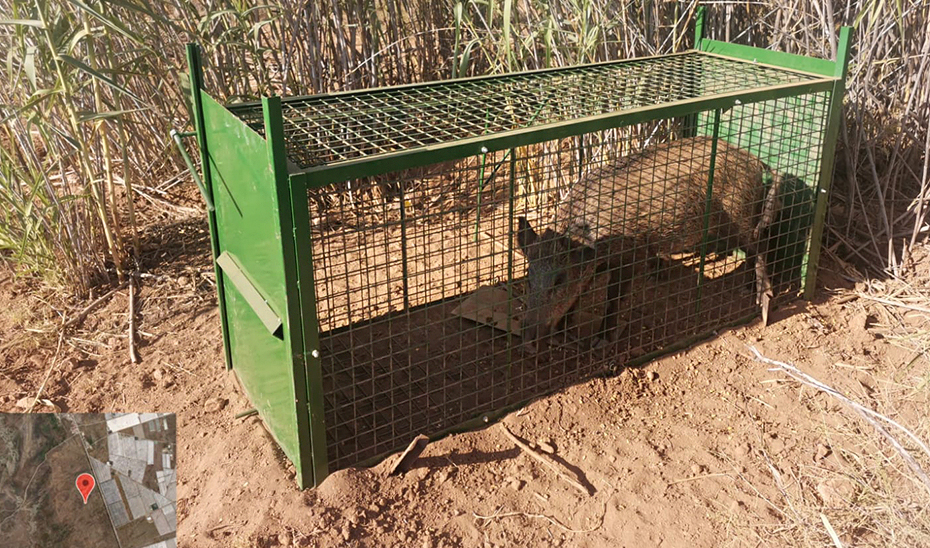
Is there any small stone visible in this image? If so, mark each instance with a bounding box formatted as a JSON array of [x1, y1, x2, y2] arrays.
[[647, 371, 658, 382], [734, 443, 751, 458], [507, 478, 524, 491], [61, 357, 78, 372], [849, 311, 870, 333], [177, 275, 190, 286], [690, 464, 705, 475], [153, 368, 165, 381], [729, 500, 745, 513], [341, 523, 351, 541], [537, 440, 555, 454], [204, 397, 228, 413], [768, 438, 785, 454], [815, 443, 831, 461], [817, 477, 855, 506]]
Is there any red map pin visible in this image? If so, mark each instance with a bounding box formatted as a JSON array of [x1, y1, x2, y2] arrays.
[[76, 473, 95, 504]]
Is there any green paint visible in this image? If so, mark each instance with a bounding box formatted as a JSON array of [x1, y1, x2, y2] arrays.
[[186, 44, 232, 371], [804, 27, 854, 298], [700, 39, 835, 77], [287, 173, 330, 487], [696, 109, 721, 310], [199, 91, 311, 487]]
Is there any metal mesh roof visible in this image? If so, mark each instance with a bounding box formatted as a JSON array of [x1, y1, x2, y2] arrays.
[[228, 51, 820, 170]]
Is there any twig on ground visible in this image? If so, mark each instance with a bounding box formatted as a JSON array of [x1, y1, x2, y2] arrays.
[[26, 329, 65, 413], [163, 361, 196, 377], [501, 424, 594, 496], [821, 513, 844, 548], [235, 408, 258, 419], [129, 274, 140, 364], [749, 346, 930, 497], [62, 282, 127, 329], [473, 490, 614, 534], [667, 473, 729, 486], [857, 293, 930, 315]]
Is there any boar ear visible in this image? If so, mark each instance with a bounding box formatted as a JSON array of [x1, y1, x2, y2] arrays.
[[517, 217, 539, 256]]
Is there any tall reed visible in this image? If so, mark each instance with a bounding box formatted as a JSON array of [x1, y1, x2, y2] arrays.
[[0, 0, 927, 291]]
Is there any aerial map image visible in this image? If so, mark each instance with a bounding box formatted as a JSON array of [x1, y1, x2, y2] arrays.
[[0, 412, 176, 548]]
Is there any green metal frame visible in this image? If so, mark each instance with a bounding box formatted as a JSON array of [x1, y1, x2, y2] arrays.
[[184, 11, 853, 487]]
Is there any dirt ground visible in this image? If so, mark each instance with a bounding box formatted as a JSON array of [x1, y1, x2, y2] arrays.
[[2, 214, 930, 546]]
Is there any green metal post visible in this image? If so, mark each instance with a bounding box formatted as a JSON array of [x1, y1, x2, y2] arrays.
[[289, 182, 331, 488], [803, 26, 853, 299], [694, 6, 706, 49], [505, 148, 516, 403], [186, 44, 233, 370], [262, 96, 319, 488], [696, 109, 721, 310], [684, 6, 706, 138]]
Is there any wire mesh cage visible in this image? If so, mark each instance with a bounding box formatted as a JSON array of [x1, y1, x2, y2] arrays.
[[183, 13, 852, 487]]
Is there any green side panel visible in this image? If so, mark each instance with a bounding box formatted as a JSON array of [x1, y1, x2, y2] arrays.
[[698, 91, 831, 286], [199, 91, 307, 481], [700, 39, 835, 77]]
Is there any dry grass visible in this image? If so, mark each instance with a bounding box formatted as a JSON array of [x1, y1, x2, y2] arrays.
[[723, 267, 930, 547], [1, 0, 928, 292]]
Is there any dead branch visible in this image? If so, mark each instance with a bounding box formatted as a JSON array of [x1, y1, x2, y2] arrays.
[[475, 490, 615, 534], [500, 424, 594, 496], [62, 282, 127, 329], [129, 274, 140, 364], [26, 330, 65, 413], [856, 293, 930, 315], [749, 346, 930, 497]]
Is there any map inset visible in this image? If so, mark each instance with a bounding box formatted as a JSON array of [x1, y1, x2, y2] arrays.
[[0, 413, 176, 548]]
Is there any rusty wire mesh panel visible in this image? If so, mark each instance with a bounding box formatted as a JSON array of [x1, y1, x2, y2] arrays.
[[229, 52, 814, 169], [304, 90, 829, 470]]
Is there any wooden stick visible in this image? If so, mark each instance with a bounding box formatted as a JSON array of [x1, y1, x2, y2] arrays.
[[390, 434, 430, 475], [26, 331, 65, 413], [500, 424, 593, 496], [129, 274, 140, 364], [62, 282, 126, 329]]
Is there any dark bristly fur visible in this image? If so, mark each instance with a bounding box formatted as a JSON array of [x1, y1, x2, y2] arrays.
[[517, 136, 781, 345]]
